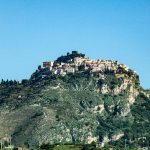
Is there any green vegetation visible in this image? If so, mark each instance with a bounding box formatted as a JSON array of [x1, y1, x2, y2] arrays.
[[55, 51, 85, 63], [0, 53, 149, 150], [35, 143, 139, 150]]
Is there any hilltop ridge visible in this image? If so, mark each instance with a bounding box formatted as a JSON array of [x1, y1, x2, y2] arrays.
[[32, 51, 138, 83]]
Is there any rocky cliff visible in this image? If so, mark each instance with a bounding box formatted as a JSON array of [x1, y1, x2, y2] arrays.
[[0, 51, 149, 149]]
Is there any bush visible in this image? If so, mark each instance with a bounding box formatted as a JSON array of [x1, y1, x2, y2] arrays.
[[40, 143, 54, 150]]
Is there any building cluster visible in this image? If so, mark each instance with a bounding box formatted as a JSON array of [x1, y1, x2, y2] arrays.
[[42, 56, 131, 76]]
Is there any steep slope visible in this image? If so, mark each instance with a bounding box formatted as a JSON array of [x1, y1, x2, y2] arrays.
[[0, 51, 149, 149]]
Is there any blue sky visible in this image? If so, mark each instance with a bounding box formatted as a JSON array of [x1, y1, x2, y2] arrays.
[[0, 0, 150, 89]]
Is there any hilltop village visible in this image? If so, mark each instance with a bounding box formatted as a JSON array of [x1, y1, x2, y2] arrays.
[[40, 51, 136, 78]]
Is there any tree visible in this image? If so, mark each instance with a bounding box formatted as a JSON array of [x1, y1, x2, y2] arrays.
[[38, 65, 42, 70], [1, 79, 4, 84]]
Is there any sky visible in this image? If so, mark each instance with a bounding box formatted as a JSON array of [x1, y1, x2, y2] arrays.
[[0, 0, 150, 89]]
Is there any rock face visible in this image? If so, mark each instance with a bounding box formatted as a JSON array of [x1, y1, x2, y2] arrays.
[[0, 51, 150, 148]]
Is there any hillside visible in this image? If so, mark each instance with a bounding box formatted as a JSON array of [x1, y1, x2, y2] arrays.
[[0, 51, 150, 149]]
